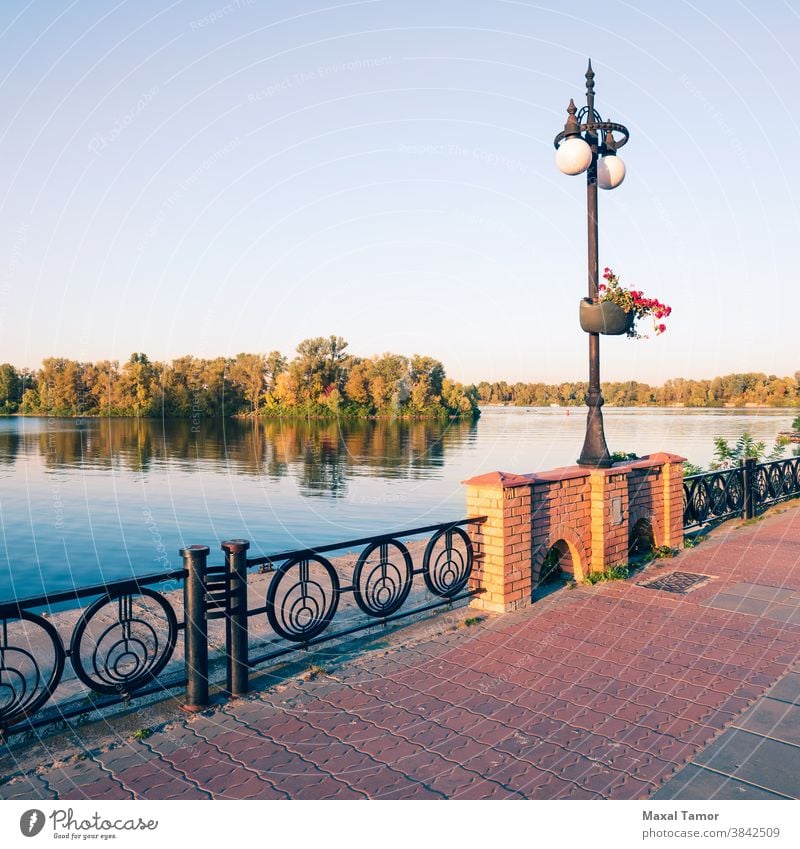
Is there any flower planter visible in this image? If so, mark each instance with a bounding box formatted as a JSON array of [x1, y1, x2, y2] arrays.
[[579, 298, 634, 335]]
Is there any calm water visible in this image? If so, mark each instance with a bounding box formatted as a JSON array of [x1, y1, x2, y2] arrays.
[[0, 408, 794, 599]]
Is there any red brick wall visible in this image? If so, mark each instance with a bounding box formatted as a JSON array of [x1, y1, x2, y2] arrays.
[[464, 453, 685, 611]]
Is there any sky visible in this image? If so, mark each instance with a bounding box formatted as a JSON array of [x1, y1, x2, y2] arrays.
[[0, 0, 798, 385]]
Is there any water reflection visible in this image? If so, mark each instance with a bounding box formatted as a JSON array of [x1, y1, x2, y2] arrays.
[[0, 409, 794, 598], [0, 416, 478, 495]]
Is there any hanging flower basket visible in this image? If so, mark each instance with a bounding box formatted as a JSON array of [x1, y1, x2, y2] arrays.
[[582, 267, 672, 339], [579, 298, 634, 335]]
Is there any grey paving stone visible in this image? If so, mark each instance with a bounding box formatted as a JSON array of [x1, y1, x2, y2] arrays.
[[764, 604, 800, 626], [703, 595, 773, 616], [734, 698, 800, 745], [693, 729, 800, 798], [0, 772, 57, 800], [768, 673, 800, 705], [653, 765, 787, 800], [723, 583, 796, 603]]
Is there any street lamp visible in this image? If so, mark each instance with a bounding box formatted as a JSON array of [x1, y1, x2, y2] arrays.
[[553, 59, 629, 467]]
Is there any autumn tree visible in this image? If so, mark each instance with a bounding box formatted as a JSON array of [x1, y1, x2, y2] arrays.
[[409, 355, 444, 411], [116, 354, 158, 415], [229, 353, 267, 415]]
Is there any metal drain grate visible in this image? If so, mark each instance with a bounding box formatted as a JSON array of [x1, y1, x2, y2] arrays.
[[639, 571, 712, 594]]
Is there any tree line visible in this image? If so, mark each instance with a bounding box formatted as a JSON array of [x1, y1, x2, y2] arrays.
[[477, 372, 800, 408], [2, 347, 797, 418], [0, 336, 479, 419]]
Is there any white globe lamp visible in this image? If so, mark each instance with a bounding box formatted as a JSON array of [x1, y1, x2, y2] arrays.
[[598, 154, 626, 190], [555, 136, 592, 176]]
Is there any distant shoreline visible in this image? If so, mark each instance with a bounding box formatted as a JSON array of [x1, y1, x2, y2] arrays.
[[0, 404, 797, 420], [479, 403, 798, 410]]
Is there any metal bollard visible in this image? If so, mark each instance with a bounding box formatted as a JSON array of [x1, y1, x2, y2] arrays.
[[181, 545, 210, 711], [221, 539, 250, 697]]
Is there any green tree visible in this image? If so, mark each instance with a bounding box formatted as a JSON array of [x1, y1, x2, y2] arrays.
[[0, 363, 22, 412], [409, 355, 444, 411], [228, 353, 267, 415]]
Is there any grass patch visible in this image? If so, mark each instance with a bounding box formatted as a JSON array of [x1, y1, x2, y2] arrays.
[[683, 534, 707, 549], [738, 515, 764, 527], [132, 728, 152, 742], [301, 664, 329, 682], [582, 564, 629, 585], [640, 544, 679, 563], [451, 615, 486, 631]]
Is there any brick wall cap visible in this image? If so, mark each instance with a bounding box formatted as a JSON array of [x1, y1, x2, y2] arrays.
[[462, 470, 535, 488], [463, 451, 686, 488], [528, 466, 593, 483], [612, 451, 687, 470]]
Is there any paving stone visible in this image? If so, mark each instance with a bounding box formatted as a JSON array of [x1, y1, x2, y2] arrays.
[[694, 728, 800, 797], [114, 758, 209, 799], [14, 505, 800, 801], [0, 772, 57, 800], [653, 764, 788, 800], [734, 697, 800, 745], [765, 604, 800, 625], [281, 772, 364, 800], [95, 744, 152, 773], [57, 777, 134, 800], [44, 759, 110, 793], [723, 583, 796, 603], [704, 594, 774, 616], [424, 765, 506, 798], [604, 772, 655, 800], [226, 775, 290, 799], [512, 767, 575, 799], [768, 672, 800, 705], [372, 780, 443, 800]]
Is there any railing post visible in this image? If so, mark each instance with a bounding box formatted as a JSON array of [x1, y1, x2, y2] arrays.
[[743, 457, 756, 519], [181, 545, 210, 711], [221, 539, 250, 697]]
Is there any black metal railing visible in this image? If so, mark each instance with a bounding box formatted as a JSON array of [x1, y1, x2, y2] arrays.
[[0, 569, 186, 742], [683, 456, 800, 530], [0, 517, 484, 740]]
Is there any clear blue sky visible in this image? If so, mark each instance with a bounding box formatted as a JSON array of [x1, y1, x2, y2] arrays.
[[0, 0, 797, 385]]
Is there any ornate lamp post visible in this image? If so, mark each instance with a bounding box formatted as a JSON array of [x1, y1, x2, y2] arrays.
[[553, 60, 629, 467]]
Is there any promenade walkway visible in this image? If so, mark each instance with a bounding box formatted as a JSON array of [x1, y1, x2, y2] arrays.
[[2, 504, 800, 800]]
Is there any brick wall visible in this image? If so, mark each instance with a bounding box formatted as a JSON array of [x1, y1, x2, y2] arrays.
[[464, 453, 685, 611]]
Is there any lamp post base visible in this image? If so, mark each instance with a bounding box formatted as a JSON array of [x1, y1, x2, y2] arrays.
[[577, 396, 613, 467]]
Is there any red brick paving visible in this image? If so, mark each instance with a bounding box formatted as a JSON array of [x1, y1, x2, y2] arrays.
[[2, 505, 800, 800]]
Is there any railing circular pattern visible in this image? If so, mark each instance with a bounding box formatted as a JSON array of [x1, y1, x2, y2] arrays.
[[0, 612, 65, 733], [726, 473, 745, 511], [768, 464, 783, 499], [684, 469, 745, 526], [780, 460, 796, 496], [353, 540, 413, 618], [753, 466, 768, 506], [686, 477, 710, 524], [266, 555, 340, 642], [709, 475, 727, 516], [422, 527, 473, 598], [69, 589, 178, 696]]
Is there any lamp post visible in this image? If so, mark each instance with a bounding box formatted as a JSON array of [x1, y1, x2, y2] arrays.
[[554, 60, 629, 467]]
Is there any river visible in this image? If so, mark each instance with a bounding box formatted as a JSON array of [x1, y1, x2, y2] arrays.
[[0, 407, 794, 598]]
